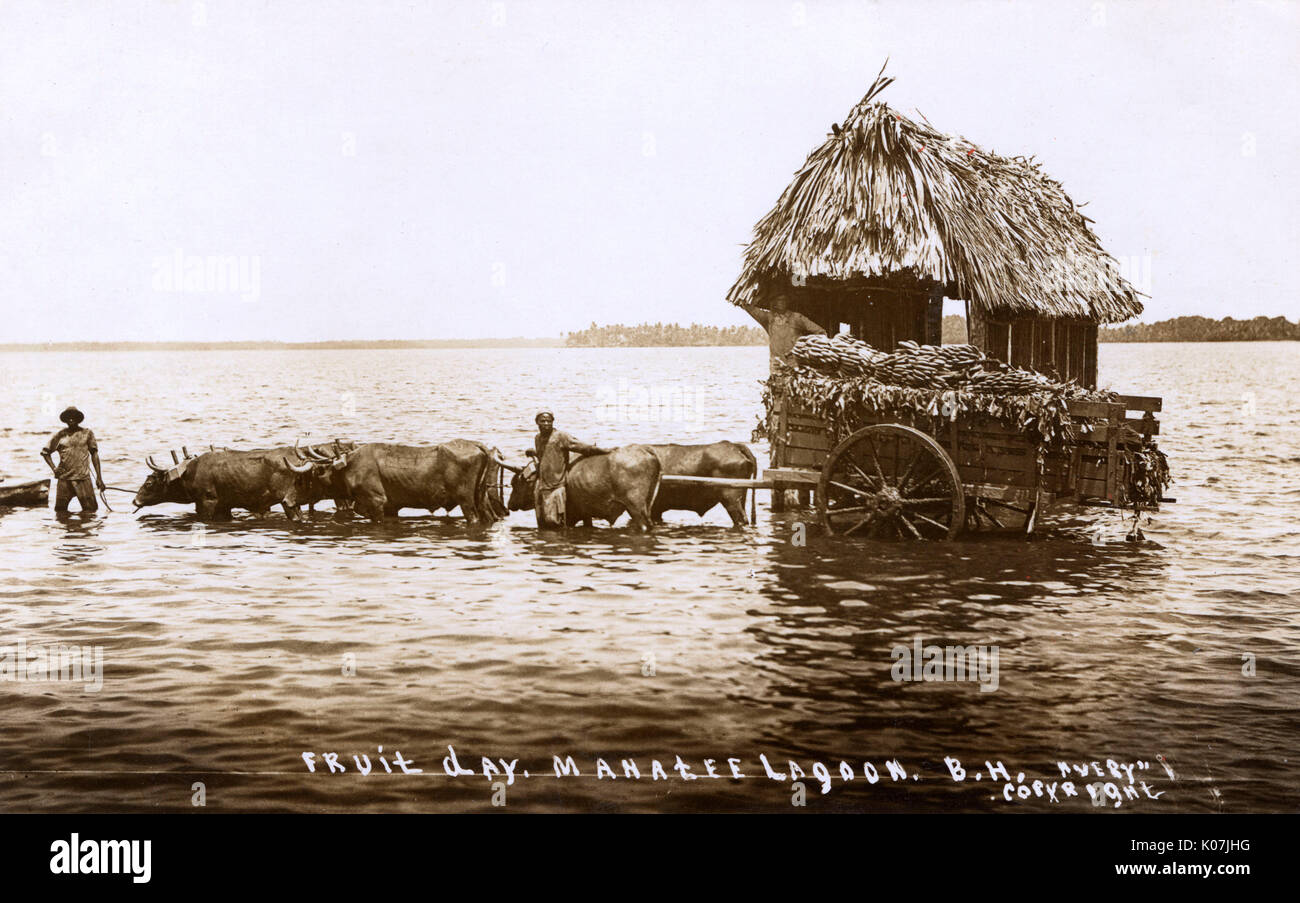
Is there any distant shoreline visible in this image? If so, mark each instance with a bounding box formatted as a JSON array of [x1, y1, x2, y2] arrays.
[[0, 339, 566, 352], [1098, 315, 1299, 342], [0, 339, 772, 351], [2, 330, 1297, 352]]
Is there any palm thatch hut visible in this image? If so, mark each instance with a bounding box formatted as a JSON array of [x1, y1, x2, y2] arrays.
[[727, 66, 1141, 388]]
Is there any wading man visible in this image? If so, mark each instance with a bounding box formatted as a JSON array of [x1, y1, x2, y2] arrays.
[[739, 292, 827, 374], [41, 406, 105, 514], [530, 412, 611, 529]]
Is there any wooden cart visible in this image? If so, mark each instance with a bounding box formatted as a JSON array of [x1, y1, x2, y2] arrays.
[[757, 392, 1171, 539]]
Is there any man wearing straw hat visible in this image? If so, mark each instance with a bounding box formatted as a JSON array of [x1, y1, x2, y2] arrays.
[[529, 412, 611, 529], [40, 406, 106, 513]]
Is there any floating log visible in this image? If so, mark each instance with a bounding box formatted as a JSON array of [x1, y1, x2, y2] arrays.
[[0, 479, 50, 507]]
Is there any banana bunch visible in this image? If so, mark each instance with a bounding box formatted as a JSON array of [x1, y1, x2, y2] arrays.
[[791, 334, 842, 370], [790, 334, 1065, 396], [968, 368, 1052, 395]]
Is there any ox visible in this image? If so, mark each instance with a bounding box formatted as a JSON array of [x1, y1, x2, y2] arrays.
[[647, 441, 756, 527], [504, 445, 660, 531], [133, 447, 313, 521], [292, 440, 502, 524]]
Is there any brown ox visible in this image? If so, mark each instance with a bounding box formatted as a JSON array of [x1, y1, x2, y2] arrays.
[[293, 440, 502, 524], [505, 445, 660, 531], [647, 441, 756, 527], [133, 447, 313, 521]]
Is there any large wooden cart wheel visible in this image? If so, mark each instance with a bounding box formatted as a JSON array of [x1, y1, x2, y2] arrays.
[[817, 424, 965, 541]]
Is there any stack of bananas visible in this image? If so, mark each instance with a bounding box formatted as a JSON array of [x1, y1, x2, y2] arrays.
[[790, 334, 1063, 396]]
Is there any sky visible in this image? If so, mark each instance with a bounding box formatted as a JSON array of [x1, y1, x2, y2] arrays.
[[1, 0, 1296, 343]]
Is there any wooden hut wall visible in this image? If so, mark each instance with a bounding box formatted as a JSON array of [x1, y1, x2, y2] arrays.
[[1010, 321, 1035, 369], [967, 310, 1099, 387], [783, 285, 932, 348], [924, 295, 944, 345], [1082, 323, 1098, 388]]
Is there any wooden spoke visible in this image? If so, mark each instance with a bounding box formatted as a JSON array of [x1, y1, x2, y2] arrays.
[[827, 479, 874, 501], [896, 445, 925, 493], [903, 465, 944, 496], [824, 504, 872, 516], [983, 497, 1031, 515], [818, 424, 964, 541], [979, 504, 1006, 528], [843, 511, 879, 536], [911, 511, 950, 533], [863, 437, 887, 485], [843, 457, 880, 491]]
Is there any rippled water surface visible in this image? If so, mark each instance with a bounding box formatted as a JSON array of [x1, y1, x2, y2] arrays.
[[0, 343, 1296, 812]]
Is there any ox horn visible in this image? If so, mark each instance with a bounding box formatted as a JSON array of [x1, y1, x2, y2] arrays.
[[283, 456, 314, 474], [493, 455, 523, 475], [146, 456, 168, 473], [293, 438, 329, 462]]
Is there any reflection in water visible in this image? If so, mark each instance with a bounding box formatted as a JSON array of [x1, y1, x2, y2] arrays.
[[51, 511, 106, 565], [0, 344, 1296, 813], [753, 520, 1171, 733]]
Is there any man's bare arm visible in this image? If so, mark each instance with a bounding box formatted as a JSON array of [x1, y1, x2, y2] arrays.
[[40, 436, 59, 475], [793, 312, 827, 336], [738, 302, 771, 330], [91, 450, 105, 490], [566, 438, 612, 457]]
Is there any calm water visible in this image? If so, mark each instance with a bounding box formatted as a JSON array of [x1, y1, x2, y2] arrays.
[[0, 343, 1296, 813]]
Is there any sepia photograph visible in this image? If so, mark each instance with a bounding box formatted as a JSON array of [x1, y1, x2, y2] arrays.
[[0, 0, 1295, 883]]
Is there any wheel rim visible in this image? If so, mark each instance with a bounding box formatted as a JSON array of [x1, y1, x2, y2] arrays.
[[818, 424, 965, 541]]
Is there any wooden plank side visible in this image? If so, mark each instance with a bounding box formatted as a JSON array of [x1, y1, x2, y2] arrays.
[[783, 447, 827, 468], [956, 436, 1036, 455], [963, 483, 1036, 505], [958, 424, 1031, 441], [1074, 424, 1153, 445], [786, 414, 824, 425], [1124, 417, 1160, 436], [955, 463, 1037, 488], [958, 414, 1027, 432], [1075, 477, 1111, 500], [785, 431, 833, 451], [1067, 399, 1125, 420], [1104, 407, 1119, 501], [953, 449, 1037, 473], [1117, 394, 1163, 412]]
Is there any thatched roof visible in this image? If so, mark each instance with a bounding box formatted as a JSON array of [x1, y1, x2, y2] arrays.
[[727, 67, 1143, 323]]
